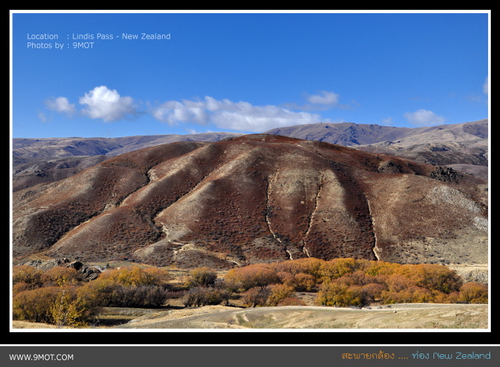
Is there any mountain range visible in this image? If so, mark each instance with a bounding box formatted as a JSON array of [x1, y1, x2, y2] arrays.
[[12, 120, 488, 192], [266, 119, 488, 179], [12, 133, 488, 269]]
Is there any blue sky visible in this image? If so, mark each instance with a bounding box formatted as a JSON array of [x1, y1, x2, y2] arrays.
[[11, 11, 489, 138]]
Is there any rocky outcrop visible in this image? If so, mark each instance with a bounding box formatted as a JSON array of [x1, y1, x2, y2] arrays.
[[429, 166, 463, 183], [20, 258, 101, 281]]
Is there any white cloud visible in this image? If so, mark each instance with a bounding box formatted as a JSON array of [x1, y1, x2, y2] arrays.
[[152, 96, 324, 132], [152, 99, 209, 126], [403, 109, 445, 126], [45, 97, 76, 116], [306, 91, 340, 105], [79, 86, 137, 122]]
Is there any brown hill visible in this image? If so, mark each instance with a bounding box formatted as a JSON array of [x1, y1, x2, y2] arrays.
[[12, 135, 488, 269]]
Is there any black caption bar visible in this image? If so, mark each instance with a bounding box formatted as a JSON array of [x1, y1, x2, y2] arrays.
[[1, 346, 499, 367]]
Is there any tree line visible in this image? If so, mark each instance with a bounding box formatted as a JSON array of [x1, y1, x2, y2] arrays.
[[12, 257, 488, 327]]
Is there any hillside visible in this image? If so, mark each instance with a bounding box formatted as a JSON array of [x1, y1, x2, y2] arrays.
[[13, 134, 488, 269], [13, 120, 488, 191]]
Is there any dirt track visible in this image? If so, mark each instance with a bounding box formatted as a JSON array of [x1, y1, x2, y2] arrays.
[[113, 303, 488, 329]]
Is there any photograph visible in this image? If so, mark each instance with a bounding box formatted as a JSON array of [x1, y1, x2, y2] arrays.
[[7, 9, 493, 366]]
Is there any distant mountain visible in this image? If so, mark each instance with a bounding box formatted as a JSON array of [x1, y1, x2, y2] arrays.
[[13, 135, 488, 269], [265, 122, 413, 146], [13, 132, 243, 163], [12, 132, 242, 191], [265, 119, 488, 180], [264, 119, 487, 147]]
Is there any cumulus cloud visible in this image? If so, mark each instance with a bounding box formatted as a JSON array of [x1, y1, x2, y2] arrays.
[[152, 96, 324, 132], [152, 99, 209, 126], [403, 109, 445, 126], [45, 97, 76, 116], [79, 86, 137, 122]]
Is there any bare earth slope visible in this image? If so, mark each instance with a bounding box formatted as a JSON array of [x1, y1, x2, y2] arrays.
[[13, 134, 488, 269]]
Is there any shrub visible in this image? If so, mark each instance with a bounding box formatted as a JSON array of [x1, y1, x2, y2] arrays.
[[276, 271, 295, 287], [380, 290, 414, 304], [186, 267, 217, 288], [80, 278, 122, 307], [277, 296, 306, 306], [50, 286, 100, 327], [363, 260, 401, 277], [267, 284, 294, 306], [242, 286, 271, 307], [13, 282, 35, 296], [443, 291, 460, 304], [81, 278, 170, 308], [316, 281, 367, 307], [270, 257, 324, 279], [13, 286, 61, 324], [12, 286, 99, 326], [99, 266, 168, 287], [293, 273, 317, 292], [142, 267, 170, 285], [420, 265, 463, 294], [407, 286, 433, 303], [224, 264, 280, 291], [458, 282, 488, 304], [319, 258, 361, 281], [361, 283, 387, 303], [396, 264, 462, 294], [183, 287, 229, 307], [386, 274, 414, 292], [13, 265, 43, 287], [141, 285, 171, 307], [112, 285, 170, 307], [41, 266, 81, 287]]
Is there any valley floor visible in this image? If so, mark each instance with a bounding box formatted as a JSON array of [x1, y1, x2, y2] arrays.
[[12, 303, 488, 330]]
